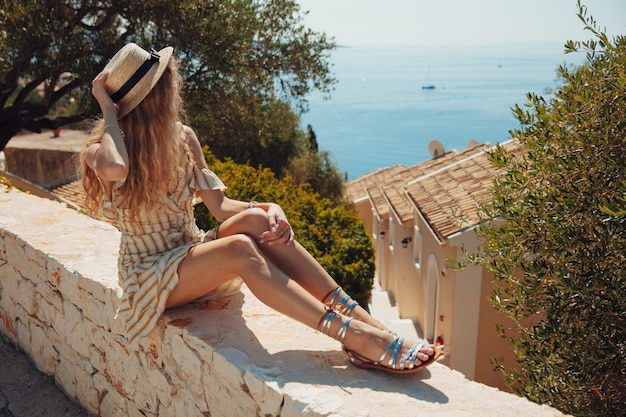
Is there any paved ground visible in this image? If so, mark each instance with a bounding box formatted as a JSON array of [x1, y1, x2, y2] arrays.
[[0, 335, 90, 417]]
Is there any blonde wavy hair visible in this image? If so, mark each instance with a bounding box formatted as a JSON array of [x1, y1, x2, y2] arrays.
[[79, 56, 192, 219]]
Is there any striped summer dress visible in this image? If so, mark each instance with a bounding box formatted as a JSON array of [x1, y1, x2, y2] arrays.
[[100, 139, 240, 346]]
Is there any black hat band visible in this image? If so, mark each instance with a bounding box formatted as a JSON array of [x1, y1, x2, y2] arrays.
[[110, 48, 161, 103]]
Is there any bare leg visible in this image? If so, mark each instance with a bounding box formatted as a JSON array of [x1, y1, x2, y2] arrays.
[[167, 233, 436, 370], [215, 208, 388, 331]]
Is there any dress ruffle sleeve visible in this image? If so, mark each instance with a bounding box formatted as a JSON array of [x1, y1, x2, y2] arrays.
[[191, 165, 227, 192]]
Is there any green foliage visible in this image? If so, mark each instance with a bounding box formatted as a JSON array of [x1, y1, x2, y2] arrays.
[[195, 148, 375, 306], [466, 4, 625, 416], [287, 148, 346, 203], [285, 124, 346, 203]]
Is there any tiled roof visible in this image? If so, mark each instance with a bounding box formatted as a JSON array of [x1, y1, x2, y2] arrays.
[[344, 164, 408, 203], [344, 140, 522, 242], [406, 140, 522, 241], [49, 179, 111, 223], [367, 185, 388, 218], [381, 184, 413, 223], [408, 142, 490, 180], [363, 149, 462, 222], [51, 179, 86, 208]]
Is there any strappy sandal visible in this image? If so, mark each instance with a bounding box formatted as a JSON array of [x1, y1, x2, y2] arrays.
[[343, 337, 442, 374], [324, 287, 359, 316], [318, 306, 353, 343], [318, 308, 440, 374], [325, 286, 398, 336]]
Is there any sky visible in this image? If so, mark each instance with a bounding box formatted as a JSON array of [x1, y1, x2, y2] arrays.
[[296, 0, 626, 46]]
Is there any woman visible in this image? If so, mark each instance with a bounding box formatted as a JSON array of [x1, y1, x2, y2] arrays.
[[80, 43, 440, 374]]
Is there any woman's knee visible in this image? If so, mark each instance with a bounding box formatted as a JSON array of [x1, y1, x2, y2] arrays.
[[239, 207, 270, 231], [222, 234, 270, 276], [224, 233, 258, 253], [218, 207, 271, 240]]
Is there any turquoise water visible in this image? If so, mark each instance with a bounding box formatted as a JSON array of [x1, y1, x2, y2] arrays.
[[301, 43, 584, 179]]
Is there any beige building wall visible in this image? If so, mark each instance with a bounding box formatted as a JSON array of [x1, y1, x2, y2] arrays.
[[352, 197, 374, 235], [384, 211, 420, 319], [372, 214, 390, 290], [375, 204, 512, 391], [473, 266, 518, 391], [347, 143, 524, 392]]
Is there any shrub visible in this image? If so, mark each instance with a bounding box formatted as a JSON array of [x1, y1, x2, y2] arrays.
[[194, 149, 375, 306], [466, 6, 625, 416]]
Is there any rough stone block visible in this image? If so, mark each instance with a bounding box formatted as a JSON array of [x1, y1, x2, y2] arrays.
[[15, 317, 30, 354], [17, 256, 46, 285], [0, 294, 18, 343], [58, 302, 90, 358], [74, 372, 100, 416], [30, 321, 59, 375], [18, 276, 38, 316], [77, 268, 116, 304], [243, 365, 285, 417], [202, 353, 259, 417], [160, 388, 206, 417], [21, 242, 49, 281], [92, 372, 113, 402], [141, 364, 172, 410], [101, 335, 147, 404], [14, 303, 31, 340], [1, 262, 20, 303], [35, 286, 64, 325], [75, 352, 95, 375], [89, 322, 117, 360], [137, 328, 164, 368], [89, 347, 107, 374], [55, 351, 78, 400], [99, 388, 129, 417], [80, 295, 109, 328], [55, 266, 83, 307], [161, 334, 204, 399]]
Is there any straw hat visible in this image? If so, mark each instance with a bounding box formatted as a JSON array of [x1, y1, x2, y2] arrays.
[[103, 43, 173, 119]]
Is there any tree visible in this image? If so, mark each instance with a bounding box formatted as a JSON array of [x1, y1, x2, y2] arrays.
[[0, 0, 336, 160], [466, 4, 625, 416], [284, 124, 346, 202], [287, 148, 346, 203], [0, 0, 109, 148], [195, 148, 375, 306]]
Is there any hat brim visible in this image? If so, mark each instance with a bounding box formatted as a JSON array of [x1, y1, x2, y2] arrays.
[[104, 45, 174, 119]]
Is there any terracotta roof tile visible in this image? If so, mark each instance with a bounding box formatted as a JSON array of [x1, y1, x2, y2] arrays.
[[349, 149, 465, 218], [49, 179, 111, 223], [344, 164, 408, 202], [382, 185, 413, 223], [343, 140, 523, 240], [51, 180, 86, 206], [406, 140, 522, 241], [367, 185, 388, 217]]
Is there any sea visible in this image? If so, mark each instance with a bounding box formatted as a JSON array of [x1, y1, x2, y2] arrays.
[[300, 43, 585, 180]]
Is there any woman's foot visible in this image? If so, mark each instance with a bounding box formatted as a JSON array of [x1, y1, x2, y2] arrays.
[[319, 308, 440, 374], [342, 318, 439, 373]]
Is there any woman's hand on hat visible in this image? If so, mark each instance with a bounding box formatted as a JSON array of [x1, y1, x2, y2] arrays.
[[92, 70, 119, 119]]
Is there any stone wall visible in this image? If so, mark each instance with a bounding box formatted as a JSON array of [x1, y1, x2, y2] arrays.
[[3, 147, 77, 188], [0, 186, 567, 417]]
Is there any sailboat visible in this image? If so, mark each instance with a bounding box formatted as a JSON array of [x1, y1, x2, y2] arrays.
[[422, 67, 435, 90]]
